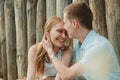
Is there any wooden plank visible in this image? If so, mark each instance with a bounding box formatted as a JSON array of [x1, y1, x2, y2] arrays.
[[0, 38, 2, 78], [89, 0, 108, 37], [14, 0, 27, 78], [105, 0, 120, 64], [27, 0, 37, 49], [0, 0, 3, 78], [56, 0, 72, 18], [4, 0, 18, 79], [46, 0, 56, 20], [36, 0, 46, 42], [73, 0, 89, 4], [0, 0, 7, 79]]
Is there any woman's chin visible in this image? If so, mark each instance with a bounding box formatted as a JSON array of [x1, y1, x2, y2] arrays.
[[57, 44, 64, 48], [53, 44, 63, 48]]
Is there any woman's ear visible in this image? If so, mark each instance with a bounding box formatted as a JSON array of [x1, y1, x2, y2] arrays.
[[72, 19, 78, 28]]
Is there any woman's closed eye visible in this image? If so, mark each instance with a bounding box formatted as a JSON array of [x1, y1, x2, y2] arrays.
[[57, 29, 64, 33]]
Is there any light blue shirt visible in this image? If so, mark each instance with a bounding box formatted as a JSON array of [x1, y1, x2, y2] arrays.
[[73, 30, 120, 80]]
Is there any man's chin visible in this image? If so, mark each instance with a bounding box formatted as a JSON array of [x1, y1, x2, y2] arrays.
[[69, 35, 73, 39]]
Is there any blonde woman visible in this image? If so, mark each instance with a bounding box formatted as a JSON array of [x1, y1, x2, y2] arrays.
[[27, 16, 72, 80]]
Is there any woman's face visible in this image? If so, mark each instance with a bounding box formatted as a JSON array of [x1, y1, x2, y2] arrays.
[[50, 22, 67, 48]]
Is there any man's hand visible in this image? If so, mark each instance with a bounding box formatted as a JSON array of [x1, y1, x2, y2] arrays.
[[43, 76, 55, 80]]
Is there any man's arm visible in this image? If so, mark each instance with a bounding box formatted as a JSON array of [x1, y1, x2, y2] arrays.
[[49, 50, 85, 80], [55, 47, 73, 80], [43, 76, 55, 80], [42, 33, 85, 80]]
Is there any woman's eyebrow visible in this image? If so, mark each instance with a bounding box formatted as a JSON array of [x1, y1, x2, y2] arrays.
[[56, 29, 64, 31]]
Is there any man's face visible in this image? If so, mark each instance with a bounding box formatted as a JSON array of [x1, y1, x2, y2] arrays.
[[63, 13, 74, 39]]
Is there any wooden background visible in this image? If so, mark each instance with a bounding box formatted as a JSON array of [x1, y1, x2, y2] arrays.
[[0, 0, 120, 80]]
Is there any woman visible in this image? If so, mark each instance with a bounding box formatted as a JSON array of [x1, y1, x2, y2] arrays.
[[27, 16, 72, 80]]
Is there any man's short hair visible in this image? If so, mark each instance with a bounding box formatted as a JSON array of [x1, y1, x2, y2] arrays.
[[63, 2, 93, 30]]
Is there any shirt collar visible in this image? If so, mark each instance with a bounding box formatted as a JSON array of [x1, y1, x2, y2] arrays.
[[81, 30, 95, 49]]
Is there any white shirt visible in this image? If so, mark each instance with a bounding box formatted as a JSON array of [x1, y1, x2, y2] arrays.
[[42, 50, 62, 79], [73, 30, 120, 80]]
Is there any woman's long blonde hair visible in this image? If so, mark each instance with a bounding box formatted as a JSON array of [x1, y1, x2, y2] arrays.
[[34, 16, 71, 78]]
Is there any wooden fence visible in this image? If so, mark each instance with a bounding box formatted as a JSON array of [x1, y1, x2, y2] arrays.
[[0, 0, 120, 80]]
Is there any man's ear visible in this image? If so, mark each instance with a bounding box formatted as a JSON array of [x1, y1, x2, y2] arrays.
[[72, 19, 78, 28]]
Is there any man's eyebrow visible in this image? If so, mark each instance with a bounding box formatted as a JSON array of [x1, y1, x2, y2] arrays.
[[63, 22, 65, 25]]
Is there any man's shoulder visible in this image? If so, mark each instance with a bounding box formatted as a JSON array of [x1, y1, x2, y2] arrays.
[[91, 33, 111, 46], [85, 33, 112, 52]]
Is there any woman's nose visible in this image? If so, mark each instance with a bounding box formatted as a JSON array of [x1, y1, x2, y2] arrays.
[[61, 33, 66, 39]]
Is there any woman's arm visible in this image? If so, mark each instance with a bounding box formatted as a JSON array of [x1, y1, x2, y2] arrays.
[[61, 47, 72, 67], [55, 47, 72, 80], [27, 45, 37, 80]]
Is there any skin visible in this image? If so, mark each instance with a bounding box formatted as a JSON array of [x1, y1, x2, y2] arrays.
[[42, 12, 90, 80], [27, 21, 72, 80]]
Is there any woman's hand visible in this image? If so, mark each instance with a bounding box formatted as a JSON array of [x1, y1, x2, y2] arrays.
[[42, 32, 54, 55]]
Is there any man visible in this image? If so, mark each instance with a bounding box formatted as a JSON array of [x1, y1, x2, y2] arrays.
[[42, 2, 120, 80]]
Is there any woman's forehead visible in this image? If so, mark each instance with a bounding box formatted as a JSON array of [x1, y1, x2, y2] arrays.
[[52, 22, 64, 30]]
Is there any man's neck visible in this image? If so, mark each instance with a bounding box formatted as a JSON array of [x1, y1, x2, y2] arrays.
[[78, 29, 90, 43]]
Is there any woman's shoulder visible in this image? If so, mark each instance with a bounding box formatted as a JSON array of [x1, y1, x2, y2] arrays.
[[28, 42, 42, 56], [62, 47, 72, 54], [29, 42, 42, 50]]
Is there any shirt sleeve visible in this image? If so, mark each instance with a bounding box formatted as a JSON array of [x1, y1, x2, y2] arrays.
[[80, 44, 112, 80]]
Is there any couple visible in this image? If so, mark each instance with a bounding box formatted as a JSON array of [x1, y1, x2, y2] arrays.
[[27, 2, 120, 80]]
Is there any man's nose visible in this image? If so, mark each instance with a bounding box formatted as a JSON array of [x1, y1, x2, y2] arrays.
[[63, 25, 66, 30]]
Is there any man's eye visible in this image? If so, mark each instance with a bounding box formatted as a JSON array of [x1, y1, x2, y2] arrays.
[[65, 31, 68, 36], [64, 23, 66, 25]]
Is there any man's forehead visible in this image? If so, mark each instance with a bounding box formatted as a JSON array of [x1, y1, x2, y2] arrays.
[[63, 19, 65, 22], [63, 16, 68, 23], [63, 12, 67, 19]]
